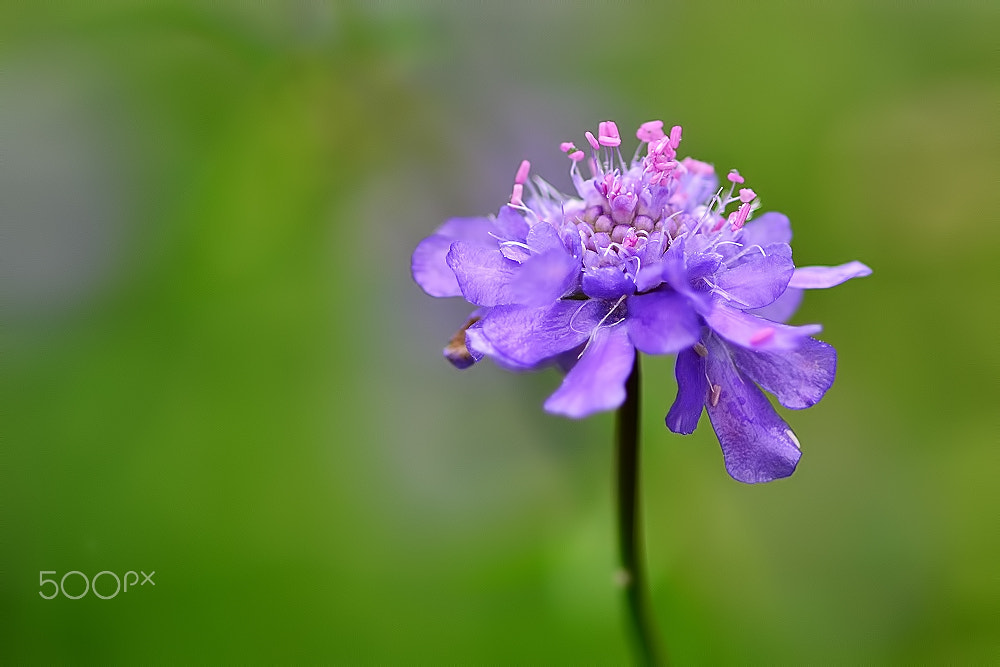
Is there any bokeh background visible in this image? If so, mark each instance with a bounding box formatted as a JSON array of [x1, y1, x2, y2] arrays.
[[3, 2, 998, 663]]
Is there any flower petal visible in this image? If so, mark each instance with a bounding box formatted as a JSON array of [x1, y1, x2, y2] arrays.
[[626, 289, 700, 354], [446, 242, 519, 306], [715, 243, 794, 308], [731, 337, 837, 409], [739, 211, 792, 246], [526, 220, 565, 254], [511, 249, 580, 306], [411, 216, 495, 297], [666, 346, 708, 434], [583, 266, 636, 300], [481, 300, 601, 366], [494, 206, 530, 241], [660, 238, 713, 311], [747, 287, 803, 323], [705, 304, 821, 351], [788, 261, 872, 289], [544, 325, 635, 418], [705, 338, 801, 483]]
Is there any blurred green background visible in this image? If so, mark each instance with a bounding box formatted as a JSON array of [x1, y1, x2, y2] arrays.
[[3, 2, 998, 663]]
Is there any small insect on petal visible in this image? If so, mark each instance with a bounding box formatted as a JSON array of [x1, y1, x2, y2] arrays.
[[709, 383, 722, 407], [444, 315, 482, 369], [693, 342, 708, 357]]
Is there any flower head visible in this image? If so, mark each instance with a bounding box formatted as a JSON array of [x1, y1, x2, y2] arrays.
[[412, 120, 870, 483]]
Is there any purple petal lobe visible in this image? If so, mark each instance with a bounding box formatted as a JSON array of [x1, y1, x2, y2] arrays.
[[748, 287, 803, 323], [526, 221, 564, 254], [511, 249, 580, 306], [788, 261, 872, 289], [705, 304, 821, 351], [715, 243, 794, 308], [544, 325, 634, 418], [705, 338, 802, 483], [731, 337, 837, 409], [411, 217, 495, 297], [661, 238, 713, 312], [446, 242, 519, 306], [482, 300, 600, 366], [495, 206, 530, 241], [666, 346, 707, 434], [626, 290, 700, 354], [635, 264, 665, 292], [583, 266, 636, 299], [465, 320, 533, 371], [739, 211, 792, 246]]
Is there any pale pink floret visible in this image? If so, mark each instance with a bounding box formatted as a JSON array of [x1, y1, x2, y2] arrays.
[[683, 157, 715, 176], [636, 120, 665, 143]]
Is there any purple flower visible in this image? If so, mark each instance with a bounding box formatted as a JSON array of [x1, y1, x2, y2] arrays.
[[412, 120, 870, 483]]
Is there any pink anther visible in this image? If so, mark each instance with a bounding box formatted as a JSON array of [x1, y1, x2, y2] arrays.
[[749, 327, 775, 346], [569, 150, 585, 162], [598, 120, 621, 147], [636, 120, 665, 142], [514, 160, 530, 185], [728, 202, 751, 231], [585, 131, 600, 150], [727, 170, 744, 184], [559, 142, 575, 153], [668, 125, 682, 149], [739, 188, 756, 203], [509, 183, 524, 207]]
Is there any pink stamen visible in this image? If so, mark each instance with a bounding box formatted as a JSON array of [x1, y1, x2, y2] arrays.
[[749, 327, 775, 346], [739, 188, 756, 203], [636, 120, 665, 143], [585, 131, 600, 150], [514, 159, 530, 185], [727, 170, 744, 184], [559, 142, 574, 153], [569, 150, 585, 162], [668, 125, 682, 149], [598, 120, 621, 147], [509, 183, 524, 207], [728, 202, 751, 231]]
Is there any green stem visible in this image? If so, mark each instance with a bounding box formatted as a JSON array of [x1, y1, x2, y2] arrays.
[[616, 353, 665, 665]]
